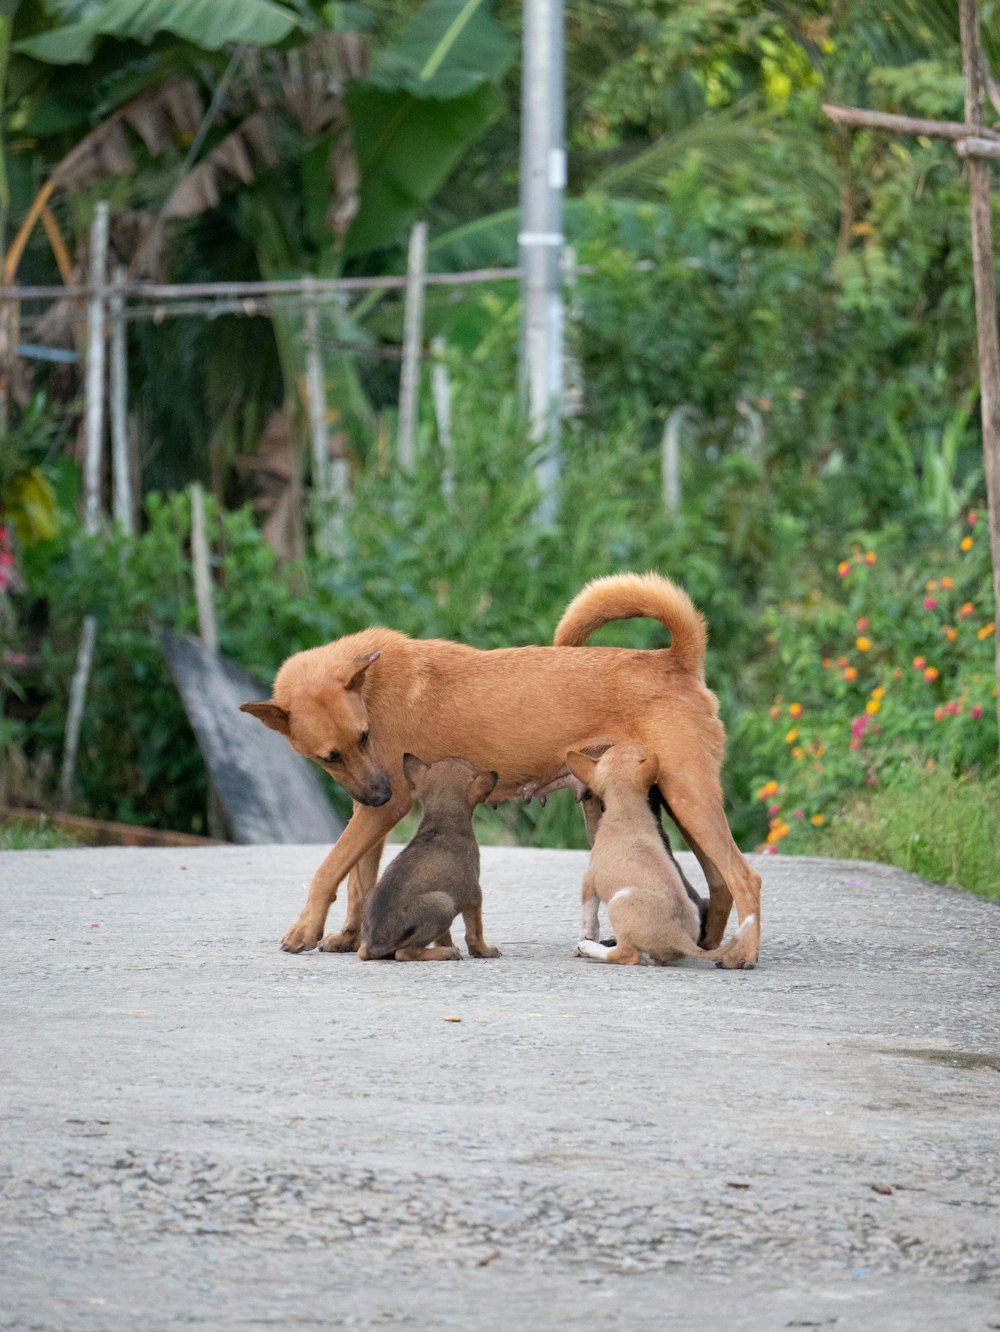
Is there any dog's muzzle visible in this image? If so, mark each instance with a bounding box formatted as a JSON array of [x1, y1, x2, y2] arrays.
[[353, 779, 393, 808]]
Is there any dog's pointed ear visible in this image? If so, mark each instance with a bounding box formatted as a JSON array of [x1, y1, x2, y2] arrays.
[[341, 651, 381, 692], [468, 769, 499, 807], [240, 701, 290, 734], [402, 753, 428, 789], [565, 750, 598, 789]]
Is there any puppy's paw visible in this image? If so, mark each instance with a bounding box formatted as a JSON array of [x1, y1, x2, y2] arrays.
[[318, 930, 359, 953], [574, 940, 610, 961], [469, 945, 502, 958]]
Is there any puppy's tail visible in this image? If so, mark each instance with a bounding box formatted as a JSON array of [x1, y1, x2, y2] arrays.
[[554, 572, 707, 680]]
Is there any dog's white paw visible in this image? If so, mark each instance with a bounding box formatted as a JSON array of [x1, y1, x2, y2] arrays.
[[574, 940, 611, 962]]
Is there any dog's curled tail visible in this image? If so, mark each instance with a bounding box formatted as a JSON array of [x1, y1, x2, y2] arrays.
[[553, 571, 708, 679], [682, 912, 755, 962]]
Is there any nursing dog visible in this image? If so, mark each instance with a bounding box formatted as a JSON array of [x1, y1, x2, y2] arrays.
[[240, 571, 761, 967]]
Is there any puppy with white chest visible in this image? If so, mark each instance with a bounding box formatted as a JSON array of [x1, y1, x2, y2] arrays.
[[566, 745, 754, 966], [358, 755, 501, 962]]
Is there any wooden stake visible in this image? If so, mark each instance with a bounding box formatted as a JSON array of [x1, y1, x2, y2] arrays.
[[430, 336, 454, 501], [59, 615, 97, 809], [959, 0, 1000, 750], [189, 482, 218, 655], [83, 202, 109, 536], [660, 406, 696, 513], [397, 221, 427, 471], [303, 276, 329, 501], [109, 265, 134, 534]]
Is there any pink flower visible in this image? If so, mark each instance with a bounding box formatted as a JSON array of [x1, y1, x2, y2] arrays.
[[923, 596, 937, 611], [856, 617, 870, 632], [792, 808, 805, 820], [945, 701, 960, 716], [851, 715, 870, 741], [971, 705, 983, 719]]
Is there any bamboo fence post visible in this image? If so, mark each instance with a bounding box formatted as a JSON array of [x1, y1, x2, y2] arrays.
[[83, 202, 110, 536], [189, 482, 218, 655], [397, 221, 428, 470], [430, 335, 454, 501], [0, 296, 17, 439], [959, 0, 1000, 753], [660, 406, 697, 514], [58, 615, 97, 809], [109, 265, 135, 534], [303, 276, 329, 502]]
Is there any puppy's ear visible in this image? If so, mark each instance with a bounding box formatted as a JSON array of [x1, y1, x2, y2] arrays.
[[402, 753, 428, 789], [468, 769, 499, 807], [565, 750, 598, 789], [342, 651, 381, 692], [239, 701, 290, 735], [641, 752, 660, 784]]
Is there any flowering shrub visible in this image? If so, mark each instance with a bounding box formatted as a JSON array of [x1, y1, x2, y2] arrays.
[[740, 510, 997, 852]]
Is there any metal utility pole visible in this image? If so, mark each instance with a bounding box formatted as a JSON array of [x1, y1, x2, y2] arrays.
[[519, 0, 565, 523]]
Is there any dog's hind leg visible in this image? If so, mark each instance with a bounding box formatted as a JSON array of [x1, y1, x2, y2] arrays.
[[319, 835, 386, 953], [574, 939, 642, 965], [656, 775, 761, 969], [462, 903, 501, 958]]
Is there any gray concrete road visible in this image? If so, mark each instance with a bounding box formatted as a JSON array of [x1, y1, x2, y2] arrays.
[[2, 843, 999, 1331]]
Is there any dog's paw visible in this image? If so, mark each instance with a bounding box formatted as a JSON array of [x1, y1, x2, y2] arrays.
[[574, 940, 609, 961], [280, 923, 319, 953], [469, 945, 502, 958], [715, 954, 757, 970], [318, 930, 359, 953]]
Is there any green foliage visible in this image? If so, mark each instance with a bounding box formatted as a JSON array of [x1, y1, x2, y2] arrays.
[[809, 766, 1000, 902], [738, 516, 997, 853]]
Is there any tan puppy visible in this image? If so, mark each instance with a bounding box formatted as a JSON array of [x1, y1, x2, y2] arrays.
[[566, 745, 754, 966], [239, 571, 761, 968], [359, 756, 500, 962]]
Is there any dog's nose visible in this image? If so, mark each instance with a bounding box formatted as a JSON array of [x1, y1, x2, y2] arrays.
[[357, 778, 392, 807]]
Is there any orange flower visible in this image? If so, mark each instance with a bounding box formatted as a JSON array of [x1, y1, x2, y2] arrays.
[[843, 666, 858, 682], [933, 707, 945, 721], [789, 702, 803, 718], [836, 655, 849, 668], [925, 579, 938, 593], [912, 656, 926, 670], [856, 636, 872, 651], [837, 560, 851, 577], [791, 746, 805, 760], [757, 780, 779, 799], [923, 666, 939, 682], [769, 704, 781, 719], [959, 602, 975, 619], [864, 551, 877, 566], [785, 728, 799, 743], [942, 626, 957, 642], [979, 623, 996, 640], [871, 686, 886, 700], [940, 575, 954, 590], [865, 699, 880, 715], [960, 536, 974, 552], [810, 813, 825, 826]]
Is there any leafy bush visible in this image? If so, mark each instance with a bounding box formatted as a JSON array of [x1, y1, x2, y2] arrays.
[[738, 510, 997, 852]]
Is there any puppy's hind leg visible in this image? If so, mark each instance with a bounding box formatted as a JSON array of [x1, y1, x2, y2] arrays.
[[574, 939, 642, 965], [462, 903, 501, 958]]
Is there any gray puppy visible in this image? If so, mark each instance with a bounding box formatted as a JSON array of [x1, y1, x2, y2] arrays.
[[358, 755, 500, 961]]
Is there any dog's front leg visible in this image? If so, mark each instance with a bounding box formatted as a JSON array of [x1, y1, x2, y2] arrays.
[[318, 834, 386, 953], [281, 799, 409, 953], [580, 876, 600, 941]]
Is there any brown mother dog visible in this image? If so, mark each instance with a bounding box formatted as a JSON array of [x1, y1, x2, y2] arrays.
[[240, 571, 761, 966]]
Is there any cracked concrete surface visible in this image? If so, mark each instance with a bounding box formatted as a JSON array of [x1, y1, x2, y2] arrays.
[[2, 843, 999, 1330]]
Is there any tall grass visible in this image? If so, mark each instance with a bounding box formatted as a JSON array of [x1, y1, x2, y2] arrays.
[[811, 766, 1000, 902]]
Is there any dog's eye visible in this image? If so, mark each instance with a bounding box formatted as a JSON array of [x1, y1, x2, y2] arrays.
[[358, 730, 370, 749], [320, 750, 343, 766]]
